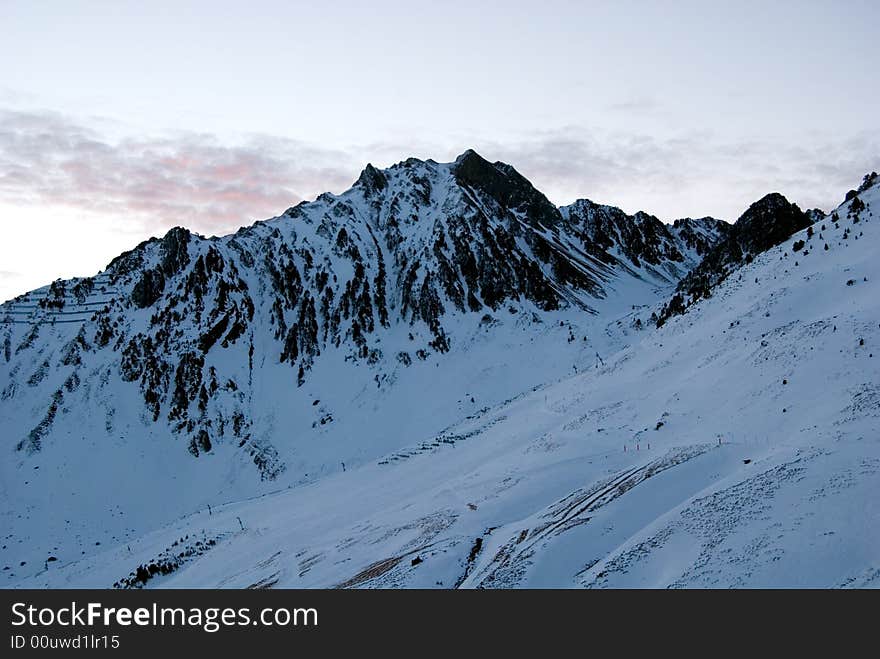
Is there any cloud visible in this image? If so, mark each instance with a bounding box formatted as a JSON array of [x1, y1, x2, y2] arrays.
[[475, 127, 880, 221], [605, 96, 661, 114], [1, 108, 878, 237], [0, 109, 361, 236]]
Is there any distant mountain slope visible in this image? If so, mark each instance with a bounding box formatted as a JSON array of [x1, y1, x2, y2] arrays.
[[560, 199, 729, 281]]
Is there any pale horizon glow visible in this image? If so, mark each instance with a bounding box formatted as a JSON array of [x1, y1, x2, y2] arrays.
[[1, 0, 878, 302]]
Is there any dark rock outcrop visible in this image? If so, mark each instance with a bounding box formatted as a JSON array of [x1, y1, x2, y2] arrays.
[[658, 193, 810, 326]]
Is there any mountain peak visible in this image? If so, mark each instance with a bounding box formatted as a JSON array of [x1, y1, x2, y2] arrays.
[[734, 193, 807, 254], [354, 162, 388, 194], [450, 149, 547, 208], [665, 191, 811, 324], [454, 148, 484, 165], [737, 192, 790, 217]]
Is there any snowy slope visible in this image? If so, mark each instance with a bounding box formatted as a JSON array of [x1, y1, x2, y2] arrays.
[[0, 150, 728, 584], [10, 174, 878, 588]]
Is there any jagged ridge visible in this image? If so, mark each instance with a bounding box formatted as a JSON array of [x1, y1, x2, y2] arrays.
[[0, 149, 727, 477]]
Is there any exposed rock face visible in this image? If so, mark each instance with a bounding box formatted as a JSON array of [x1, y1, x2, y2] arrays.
[[0, 149, 728, 480], [658, 193, 811, 325], [805, 208, 827, 224], [560, 201, 730, 282], [733, 193, 812, 256], [131, 269, 165, 309], [672, 217, 733, 257]]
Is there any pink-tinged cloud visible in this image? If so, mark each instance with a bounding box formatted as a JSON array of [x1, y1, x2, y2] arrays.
[[1, 109, 878, 234], [0, 109, 360, 235]]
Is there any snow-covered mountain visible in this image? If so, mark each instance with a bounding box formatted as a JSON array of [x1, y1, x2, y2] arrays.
[[0, 149, 728, 581], [2, 154, 877, 588]]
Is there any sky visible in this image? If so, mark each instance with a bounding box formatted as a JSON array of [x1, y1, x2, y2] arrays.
[[1, 0, 878, 302]]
